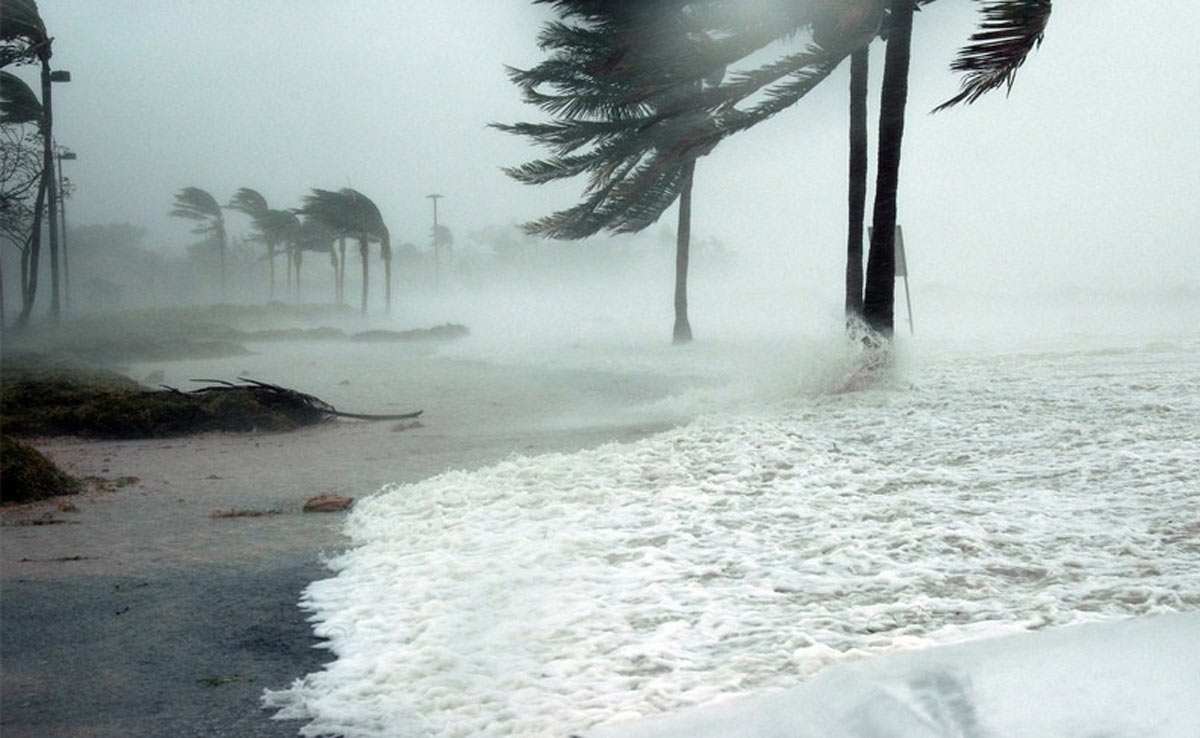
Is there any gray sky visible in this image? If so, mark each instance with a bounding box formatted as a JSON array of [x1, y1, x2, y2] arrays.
[[24, 0, 1200, 295]]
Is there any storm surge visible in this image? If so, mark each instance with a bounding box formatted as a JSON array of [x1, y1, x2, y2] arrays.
[[264, 315, 1200, 737]]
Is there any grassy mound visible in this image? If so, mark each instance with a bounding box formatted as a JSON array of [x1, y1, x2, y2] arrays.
[[1, 436, 82, 503], [1, 361, 329, 439]]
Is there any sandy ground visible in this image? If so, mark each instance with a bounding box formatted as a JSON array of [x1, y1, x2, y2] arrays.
[[0, 342, 687, 737]]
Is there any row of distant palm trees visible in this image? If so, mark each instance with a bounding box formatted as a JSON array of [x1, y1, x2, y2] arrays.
[[170, 186, 390, 314]]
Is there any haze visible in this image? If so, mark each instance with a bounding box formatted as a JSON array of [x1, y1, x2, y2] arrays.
[[6, 1, 1199, 330]]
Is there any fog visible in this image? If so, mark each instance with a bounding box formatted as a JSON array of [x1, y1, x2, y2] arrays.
[[3, 0, 1195, 335], [6, 6, 1200, 737]]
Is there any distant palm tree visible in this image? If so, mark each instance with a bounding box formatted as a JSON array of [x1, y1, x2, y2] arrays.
[[226, 187, 278, 298], [293, 215, 337, 301], [169, 186, 228, 296], [299, 188, 390, 314]]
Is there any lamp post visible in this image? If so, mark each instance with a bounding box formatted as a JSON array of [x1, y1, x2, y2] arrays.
[[57, 149, 76, 314], [42, 67, 70, 321], [426, 193, 443, 289]]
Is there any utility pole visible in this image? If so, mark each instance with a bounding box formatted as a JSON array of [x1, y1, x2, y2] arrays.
[[57, 149, 76, 315], [426, 193, 443, 289], [42, 67, 70, 322]]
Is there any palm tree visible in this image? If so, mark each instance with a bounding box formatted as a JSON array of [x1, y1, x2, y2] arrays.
[[2, 0, 54, 329], [169, 187, 228, 296], [298, 188, 390, 315], [496, 2, 730, 344], [1, 70, 44, 329], [505, 0, 1052, 342], [226, 187, 279, 299]]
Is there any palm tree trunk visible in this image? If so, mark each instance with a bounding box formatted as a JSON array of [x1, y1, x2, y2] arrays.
[[216, 221, 227, 299], [15, 176, 47, 329], [267, 242, 276, 300], [382, 243, 392, 315], [338, 238, 347, 304], [359, 238, 369, 315], [295, 250, 303, 300], [672, 160, 695, 345], [862, 0, 914, 339], [845, 45, 869, 321]]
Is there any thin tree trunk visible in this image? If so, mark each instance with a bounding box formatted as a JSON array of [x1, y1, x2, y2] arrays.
[[338, 238, 347, 304], [863, 0, 914, 339], [16, 176, 48, 329], [382, 243, 392, 315], [217, 221, 227, 299], [267, 242, 276, 300], [359, 238, 369, 315], [845, 45, 869, 321], [295, 250, 303, 300], [672, 160, 695, 345]]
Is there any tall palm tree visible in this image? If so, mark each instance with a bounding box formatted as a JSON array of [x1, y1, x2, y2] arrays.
[[298, 188, 390, 315], [861, 0, 914, 338], [506, 0, 1051, 342], [496, 2, 729, 344], [169, 187, 228, 296]]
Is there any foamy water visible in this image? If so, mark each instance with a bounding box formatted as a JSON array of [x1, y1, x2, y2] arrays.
[[264, 310, 1200, 737]]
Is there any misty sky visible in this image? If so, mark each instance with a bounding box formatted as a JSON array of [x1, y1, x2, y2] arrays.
[[19, 1, 1200, 296]]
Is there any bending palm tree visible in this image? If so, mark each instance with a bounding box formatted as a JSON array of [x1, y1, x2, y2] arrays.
[[1, 70, 45, 329], [299, 188, 390, 315], [2, 0, 56, 328], [226, 187, 280, 299], [495, 2, 727, 344], [169, 186, 228, 296]]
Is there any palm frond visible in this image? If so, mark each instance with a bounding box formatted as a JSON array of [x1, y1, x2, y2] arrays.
[[170, 187, 222, 219], [0, 0, 49, 66], [226, 187, 268, 216], [0, 70, 41, 125], [933, 0, 1052, 112]]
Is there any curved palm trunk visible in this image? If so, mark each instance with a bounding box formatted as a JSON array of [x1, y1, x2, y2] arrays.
[[672, 160, 695, 345], [358, 238, 369, 315], [845, 45, 869, 321], [863, 0, 914, 339]]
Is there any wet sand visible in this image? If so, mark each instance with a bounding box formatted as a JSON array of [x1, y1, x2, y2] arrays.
[[1, 343, 685, 737]]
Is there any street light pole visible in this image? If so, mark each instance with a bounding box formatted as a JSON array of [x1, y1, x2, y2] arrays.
[[42, 67, 70, 322], [426, 193, 443, 289], [57, 149, 76, 315]]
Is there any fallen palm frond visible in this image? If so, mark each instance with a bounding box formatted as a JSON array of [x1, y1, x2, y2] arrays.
[[189, 378, 424, 421], [1, 362, 421, 439]]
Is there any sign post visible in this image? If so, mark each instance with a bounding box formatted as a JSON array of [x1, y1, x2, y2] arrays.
[[894, 225, 914, 335]]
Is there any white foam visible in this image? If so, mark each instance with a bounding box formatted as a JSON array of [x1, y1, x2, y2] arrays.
[[265, 328, 1200, 737]]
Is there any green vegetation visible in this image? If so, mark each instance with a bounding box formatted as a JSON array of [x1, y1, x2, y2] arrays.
[[0, 435, 81, 503], [1, 360, 329, 439]]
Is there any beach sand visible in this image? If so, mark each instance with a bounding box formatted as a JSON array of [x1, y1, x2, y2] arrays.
[[1, 341, 686, 738]]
